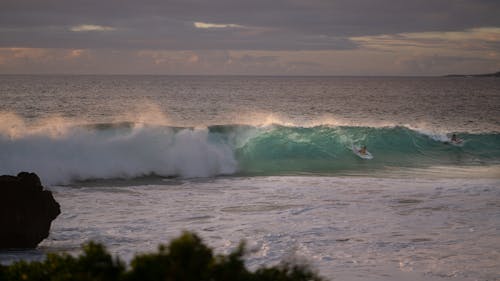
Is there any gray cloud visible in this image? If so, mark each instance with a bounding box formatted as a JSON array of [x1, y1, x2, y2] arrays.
[[397, 54, 498, 75], [1, 0, 499, 50]]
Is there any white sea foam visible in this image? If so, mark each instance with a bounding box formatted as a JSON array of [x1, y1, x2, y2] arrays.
[[0, 124, 237, 184], [409, 127, 451, 142], [29, 176, 500, 280]]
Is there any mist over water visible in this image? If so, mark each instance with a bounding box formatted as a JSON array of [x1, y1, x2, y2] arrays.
[[0, 123, 237, 184]]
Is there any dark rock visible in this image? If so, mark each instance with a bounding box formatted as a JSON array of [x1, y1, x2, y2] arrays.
[[0, 172, 60, 249]]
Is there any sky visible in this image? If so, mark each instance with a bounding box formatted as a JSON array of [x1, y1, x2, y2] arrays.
[[0, 0, 499, 75]]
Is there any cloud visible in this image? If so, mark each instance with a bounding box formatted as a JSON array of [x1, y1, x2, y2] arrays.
[[350, 27, 500, 60], [347, 27, 500, 75], [193, 22, 244, 29], [1, 0, 499, 51], [70, 24, 115, 32], [1, 47, 499, 76], [0, 0, 499, 74], [395, 54, 498, 75]]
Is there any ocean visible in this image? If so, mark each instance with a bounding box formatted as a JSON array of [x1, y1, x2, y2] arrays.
[[1, 75, 499, 280]]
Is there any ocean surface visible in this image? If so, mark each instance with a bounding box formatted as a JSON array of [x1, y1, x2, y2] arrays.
[[1, 75, 499, 280]]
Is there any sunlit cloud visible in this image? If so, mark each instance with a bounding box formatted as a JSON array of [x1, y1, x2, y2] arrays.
[[1, 47, 499, 76], [398, 27, 500, 41], [64, 49, 86, 59], [5, 48, 51, 60], [346, 27, 500, 75], [70, 25, 115, 32], [0, 48, 91, 68], [193, 22, 244, 29], [350, 27, 500, 51]]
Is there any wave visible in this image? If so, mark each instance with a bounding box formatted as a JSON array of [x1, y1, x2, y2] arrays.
[[236, 125, 500, 174], [1, 123, 499, 184]]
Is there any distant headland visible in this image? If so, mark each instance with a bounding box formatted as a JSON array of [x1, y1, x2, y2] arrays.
[[444, 71, 500, 77]]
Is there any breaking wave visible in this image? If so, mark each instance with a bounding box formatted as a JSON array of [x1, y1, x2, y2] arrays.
[[1, 121, 499, 184]]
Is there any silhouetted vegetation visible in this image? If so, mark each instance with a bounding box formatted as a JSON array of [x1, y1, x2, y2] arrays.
[[0, 232, 324, 281]]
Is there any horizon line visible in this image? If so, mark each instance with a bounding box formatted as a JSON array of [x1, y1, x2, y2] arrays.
[[0, 73, 487, 78]]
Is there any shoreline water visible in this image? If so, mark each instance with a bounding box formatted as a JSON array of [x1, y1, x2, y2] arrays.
[[1, 175, 499, 280]]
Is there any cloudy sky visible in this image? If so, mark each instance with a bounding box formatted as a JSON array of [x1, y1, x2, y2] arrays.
[[1, 0, 499, 75]]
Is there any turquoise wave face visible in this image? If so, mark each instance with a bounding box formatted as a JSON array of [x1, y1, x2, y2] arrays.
[[223, 125, 500, 175], [1, 122, 499, 184]]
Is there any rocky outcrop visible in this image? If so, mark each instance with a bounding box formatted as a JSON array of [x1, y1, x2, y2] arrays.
[[0, 172, 60, 249]]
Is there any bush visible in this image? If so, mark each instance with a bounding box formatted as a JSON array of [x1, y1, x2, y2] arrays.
[[0, 232, 324, 281]]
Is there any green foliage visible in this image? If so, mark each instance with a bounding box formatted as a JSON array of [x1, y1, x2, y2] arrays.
[[254, 263, 324, 281], [0, 231, 324, 281], [0, 242, 124, 281]]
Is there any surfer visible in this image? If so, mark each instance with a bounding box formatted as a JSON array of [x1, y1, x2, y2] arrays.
[[359, 145, 367, 155], [448, 133, 464, 146], [352, 144, 373, 159]]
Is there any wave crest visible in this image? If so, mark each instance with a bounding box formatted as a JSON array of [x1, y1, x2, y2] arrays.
[[0, 125, 237, 184], [1, 120, 499, 184]]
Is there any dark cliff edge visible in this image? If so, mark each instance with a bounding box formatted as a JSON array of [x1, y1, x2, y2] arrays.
[[0, 172, 60, 249]]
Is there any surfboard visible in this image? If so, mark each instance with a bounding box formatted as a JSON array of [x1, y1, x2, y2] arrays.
[[445, 136, 464, 147], [449, 138, 464, 147], [352, 145, 373, 159]]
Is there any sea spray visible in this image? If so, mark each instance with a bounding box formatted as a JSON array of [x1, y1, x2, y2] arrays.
[[1, 122, 499, 184], [0, 124, 237, 184]]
